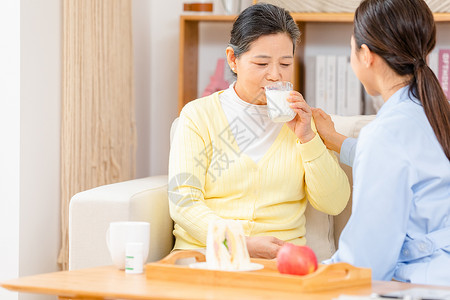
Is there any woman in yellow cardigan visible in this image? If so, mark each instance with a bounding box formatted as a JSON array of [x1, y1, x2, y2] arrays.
[[168, 3, 350, 259]]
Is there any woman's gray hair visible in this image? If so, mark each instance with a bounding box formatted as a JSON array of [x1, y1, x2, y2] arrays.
[[229, 3, 300, 58]]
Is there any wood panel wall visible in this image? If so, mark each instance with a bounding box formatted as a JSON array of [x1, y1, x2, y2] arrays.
[[60, 0, 136, 270]]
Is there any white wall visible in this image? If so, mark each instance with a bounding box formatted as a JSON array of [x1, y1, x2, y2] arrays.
[[0, 1, 20, 299], [133, 0, 152, 178], [19, 4, 61, 300], [146, 0, 182, 176], [0, 0, 61, 300], [133, 0, 181, 177]]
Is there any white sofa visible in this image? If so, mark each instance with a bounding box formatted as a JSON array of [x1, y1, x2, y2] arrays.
[[68, 114, 375, 270]]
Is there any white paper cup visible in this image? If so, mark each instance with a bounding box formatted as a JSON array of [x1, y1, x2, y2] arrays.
[[265, 81, 296, 123], [106, 221, 150, 270]]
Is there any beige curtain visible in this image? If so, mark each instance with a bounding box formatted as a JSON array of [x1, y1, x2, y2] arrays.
[[59, 0, 136, 270]]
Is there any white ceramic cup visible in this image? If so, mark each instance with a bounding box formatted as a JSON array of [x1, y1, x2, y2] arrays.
[[265, 81, 296, 123], [106, 221, 150, 270]]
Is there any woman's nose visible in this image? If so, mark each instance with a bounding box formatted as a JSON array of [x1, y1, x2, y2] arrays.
[[266, 64, 281, 82]]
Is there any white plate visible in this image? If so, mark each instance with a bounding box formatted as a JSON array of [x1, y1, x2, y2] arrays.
[[189, 262, 264, 272]]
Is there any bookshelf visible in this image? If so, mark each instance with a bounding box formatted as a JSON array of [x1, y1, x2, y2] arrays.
[[178, 12, 450, 112]]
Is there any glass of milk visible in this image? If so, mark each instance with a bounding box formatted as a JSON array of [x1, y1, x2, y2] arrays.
[[265, 81, 296, 123]]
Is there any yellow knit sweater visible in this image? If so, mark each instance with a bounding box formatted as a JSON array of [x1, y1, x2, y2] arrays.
[[168, 92, 350, 250]]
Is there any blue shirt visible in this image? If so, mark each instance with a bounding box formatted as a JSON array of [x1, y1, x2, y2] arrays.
[[340, 137, 357, 167], [328, 86, 450, 285]]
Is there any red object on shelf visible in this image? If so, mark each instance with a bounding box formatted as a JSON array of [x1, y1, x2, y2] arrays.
[[202, 58, 230, 97], [438, 49, 450, 100]]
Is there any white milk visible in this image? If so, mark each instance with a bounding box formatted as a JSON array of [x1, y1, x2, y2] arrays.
[[266, 90, 296, 123]]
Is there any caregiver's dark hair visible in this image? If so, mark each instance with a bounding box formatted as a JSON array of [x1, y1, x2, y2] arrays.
[[354, 0, 450, 159], [229, 3, 300, 58]]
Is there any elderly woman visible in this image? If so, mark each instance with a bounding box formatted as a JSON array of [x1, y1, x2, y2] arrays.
[[168, 3, 350, 259]]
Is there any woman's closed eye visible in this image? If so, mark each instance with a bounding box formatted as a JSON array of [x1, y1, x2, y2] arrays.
[[253, 63, 291, 67]]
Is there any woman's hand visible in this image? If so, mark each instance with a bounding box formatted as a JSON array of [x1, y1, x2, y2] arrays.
[[311, 108, 347, 153], [246, 236, 285, 259], [286, 91, 316, 143]]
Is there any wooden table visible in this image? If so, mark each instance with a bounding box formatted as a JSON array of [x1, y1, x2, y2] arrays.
[[1, 265, 449, 300]]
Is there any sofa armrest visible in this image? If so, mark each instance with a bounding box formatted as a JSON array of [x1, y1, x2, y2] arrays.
[[331, 114, 376, 138], [68, 176, 172, 270]]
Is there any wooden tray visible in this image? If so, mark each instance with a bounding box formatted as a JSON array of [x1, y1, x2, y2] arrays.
[[145, 250, 371, 292]]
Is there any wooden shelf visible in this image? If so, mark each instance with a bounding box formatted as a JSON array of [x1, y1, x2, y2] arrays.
[[180, 12, 450, 23], [292, 13, 354, 22], [434, 13, 450, 22], [180, 14, 237, 22], [178, 12, 450, 111]]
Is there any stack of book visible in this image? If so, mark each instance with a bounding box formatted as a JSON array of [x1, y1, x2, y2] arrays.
[[304, 55, 363, 116]]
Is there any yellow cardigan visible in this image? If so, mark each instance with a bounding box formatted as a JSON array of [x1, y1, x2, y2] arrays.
[[168, 92, 350, 250]]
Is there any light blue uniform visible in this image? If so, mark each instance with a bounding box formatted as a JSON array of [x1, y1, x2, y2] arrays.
[[328, 86, 450, 285], [340, 137, 357, 167]]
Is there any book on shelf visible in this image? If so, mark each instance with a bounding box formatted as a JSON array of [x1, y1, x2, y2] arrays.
[[304, 56, 316, 108], [325, 56, 337, 114], [315, 55, 327, 111], [438, 49, 450, 100], [304, 55, 363, 116], [336, 55, 348, 115]]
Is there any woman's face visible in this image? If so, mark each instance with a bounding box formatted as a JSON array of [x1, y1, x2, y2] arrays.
[[233, 33, 294, 104]]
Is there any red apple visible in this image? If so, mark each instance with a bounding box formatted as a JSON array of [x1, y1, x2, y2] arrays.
[[276, 243, 318, 276]]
